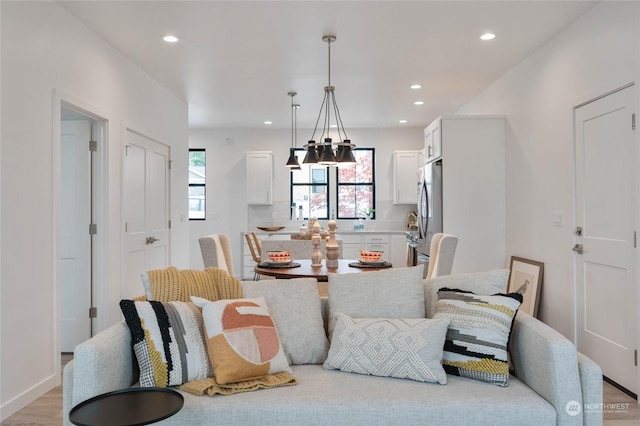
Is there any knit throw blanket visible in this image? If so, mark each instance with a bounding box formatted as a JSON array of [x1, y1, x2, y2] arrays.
[[179, 372, 297, 396], [145, 266, 243, 302], [144, 266, 297, 396]]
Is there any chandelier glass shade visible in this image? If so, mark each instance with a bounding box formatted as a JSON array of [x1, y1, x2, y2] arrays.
[[303, 35, 356, 167], [285, 91, 301, 170]]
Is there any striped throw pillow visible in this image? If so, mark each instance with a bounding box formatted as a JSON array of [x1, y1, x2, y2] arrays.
[[119, 299, 212, 387], [433, 288, 522, 386]]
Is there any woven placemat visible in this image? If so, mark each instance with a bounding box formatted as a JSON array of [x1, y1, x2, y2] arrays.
[[257, 261, 301, 269], [348, 261, 392, 269]]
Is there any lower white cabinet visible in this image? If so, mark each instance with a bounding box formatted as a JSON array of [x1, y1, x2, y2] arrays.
[[340, 234, 363, 260], [340, 233, 406, 267]]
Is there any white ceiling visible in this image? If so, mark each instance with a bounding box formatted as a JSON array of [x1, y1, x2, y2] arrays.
[[58, 0, 598, 130]]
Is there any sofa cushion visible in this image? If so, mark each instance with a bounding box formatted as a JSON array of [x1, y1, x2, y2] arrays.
[[191, 296, 292, 385], [324, 313, 449, 384], [119, 299, 212, 387], [327, 265, 425, 337], [169, 365, 556, 426], [424, 269, 510, 318], [242, 278, 329, 365], [433, 288, 522, 386]]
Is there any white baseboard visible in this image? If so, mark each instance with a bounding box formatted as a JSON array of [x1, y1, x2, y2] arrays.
[[0, 373, 59, 421]]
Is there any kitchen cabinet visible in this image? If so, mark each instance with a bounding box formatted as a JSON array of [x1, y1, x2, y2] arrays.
[[430, 115, 506, 273], [390, 234, 408, 268], [363, 234, 389, 253], [337, 232, 406, 267], [246, 151, 272, 205], [393, 151, 421, 204], [424, 119, 441, 162], [241, 235, 258, 280], [340, 234, 363, 260]]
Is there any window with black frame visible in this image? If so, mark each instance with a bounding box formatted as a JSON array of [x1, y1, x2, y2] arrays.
[[290, 149, 330, 220], [336, 148, 375, 219], [188, 149, 206, 220]]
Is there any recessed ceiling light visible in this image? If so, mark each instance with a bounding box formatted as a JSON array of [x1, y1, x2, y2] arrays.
[[410, 84, 422, 90], [414, 101, 424, 106], [163, 35, 179, 43], [480, 33, 496, 41], [399, 120, 408, 124], [264, 121, 272, 125]]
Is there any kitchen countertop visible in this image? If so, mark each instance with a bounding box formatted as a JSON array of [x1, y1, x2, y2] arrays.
[[252, 227, 410, 236]]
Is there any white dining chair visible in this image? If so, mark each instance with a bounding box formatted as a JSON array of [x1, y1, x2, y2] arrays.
[[426, 233, 458, 279], [199, 234, 234, 276]]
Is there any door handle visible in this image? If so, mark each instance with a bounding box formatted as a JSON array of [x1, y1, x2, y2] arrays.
[[146, 236, 160, 245], [572, 243, 583, 254]]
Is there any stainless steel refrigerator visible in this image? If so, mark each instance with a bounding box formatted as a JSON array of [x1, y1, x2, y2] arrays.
[[417, 159, 443, 264]]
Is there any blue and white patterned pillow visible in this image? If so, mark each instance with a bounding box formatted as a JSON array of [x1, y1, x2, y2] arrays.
[[120, 299, 212, 387], [433, 288, 522, 386]]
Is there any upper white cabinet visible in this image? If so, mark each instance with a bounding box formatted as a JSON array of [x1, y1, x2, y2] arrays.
[[424, 119, 442, 162], [393, 151, 421, 204], [246, 151, 273, 205]]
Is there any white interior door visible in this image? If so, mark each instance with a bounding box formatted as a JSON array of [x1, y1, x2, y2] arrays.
[[575, 84, 637, 393], [123, 130, 170, 299], [60, 120, 91, 352]]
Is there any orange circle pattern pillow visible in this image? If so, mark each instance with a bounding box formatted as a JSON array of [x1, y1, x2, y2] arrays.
[[191, 296, 292, 385]]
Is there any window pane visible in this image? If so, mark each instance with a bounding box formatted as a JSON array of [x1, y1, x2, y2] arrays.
[[188, 186, 205, 219], [337, 185, 373, 218], [338, 150, 373, 184], [189, 150, 205, 184], [189, 149, 205, 220], [292, 185, 328, 220], [292, 161, 328, 184]]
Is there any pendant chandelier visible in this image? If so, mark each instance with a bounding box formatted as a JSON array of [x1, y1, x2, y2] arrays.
[[285, 91, 301, 169], [303, 35, 356, 167]]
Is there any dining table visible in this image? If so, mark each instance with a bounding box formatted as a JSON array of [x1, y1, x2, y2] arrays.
[[253, 258, 392, 297]]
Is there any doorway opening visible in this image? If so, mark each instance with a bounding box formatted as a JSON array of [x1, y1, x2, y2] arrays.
[[55, 94, 109, 374]]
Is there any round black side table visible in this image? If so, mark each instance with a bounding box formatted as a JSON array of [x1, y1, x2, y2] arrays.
[[69, 387, 184, 426]]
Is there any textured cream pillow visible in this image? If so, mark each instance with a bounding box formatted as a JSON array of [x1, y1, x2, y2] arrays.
[[324, 313, 450, 384], [191, 296, 292, 385]]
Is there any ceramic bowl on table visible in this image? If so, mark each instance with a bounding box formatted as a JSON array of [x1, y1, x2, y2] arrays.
[[267, 250, 292, 263], [359, 250, 383, 263]]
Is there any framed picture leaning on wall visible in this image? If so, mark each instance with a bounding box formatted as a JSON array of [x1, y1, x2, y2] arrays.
[[508, 256, 544, 318]]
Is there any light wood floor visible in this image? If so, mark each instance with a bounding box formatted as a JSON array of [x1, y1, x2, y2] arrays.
[[2, 354, 639, 425]]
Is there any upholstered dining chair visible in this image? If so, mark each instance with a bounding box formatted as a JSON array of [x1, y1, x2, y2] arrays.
[[426, 233, 458, 279], [199, 234, 234, 276]]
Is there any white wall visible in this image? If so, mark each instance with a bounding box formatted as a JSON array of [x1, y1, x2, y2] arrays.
[[188, 127, 423, 273], [0, 2, 189, 418], [455, 1, 640, 338]]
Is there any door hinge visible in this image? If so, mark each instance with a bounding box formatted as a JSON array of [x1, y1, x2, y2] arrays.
[[634, 231, 637, 248], [168, 220, 172, 229], [89, 140, 97, 152], [168, 160, 173, 170], [89, 307, 97, 318], [89, 223, 97, 235], [635, 349, 638, 367], [632, 113, 636, 130]]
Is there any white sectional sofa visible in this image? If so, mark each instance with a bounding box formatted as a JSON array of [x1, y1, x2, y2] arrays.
[[63, 268, 603, 426]]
